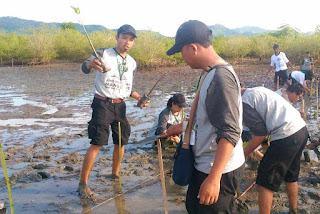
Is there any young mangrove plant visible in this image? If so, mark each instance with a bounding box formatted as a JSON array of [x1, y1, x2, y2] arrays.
[[71, 6, 111, 73]]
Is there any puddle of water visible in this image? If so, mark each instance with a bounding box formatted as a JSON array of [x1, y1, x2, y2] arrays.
[[85, 176, 187, 214], [12, 96, 59, 115]]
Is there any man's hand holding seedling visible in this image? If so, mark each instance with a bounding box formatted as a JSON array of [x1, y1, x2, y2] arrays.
[[86, 59, 105, 73]]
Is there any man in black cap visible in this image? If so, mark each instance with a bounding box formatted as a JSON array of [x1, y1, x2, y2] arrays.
[[167, 20, 245, 213], [267, 44, 293, 90], [78, 24, 148, 199]]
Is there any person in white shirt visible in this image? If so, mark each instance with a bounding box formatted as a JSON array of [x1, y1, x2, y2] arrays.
[[267, 44, 293, 90], [289, 70, 313, 93], [242, 87, 308, 214], [275, 83, 305, 103], [78, 24, 148, 199]]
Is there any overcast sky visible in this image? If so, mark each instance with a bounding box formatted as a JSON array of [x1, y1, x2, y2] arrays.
[[1, 0, 319, 37]]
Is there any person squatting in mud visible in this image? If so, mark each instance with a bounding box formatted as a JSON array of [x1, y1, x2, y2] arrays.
[[275, 82, 306, 117], [166, 20, 245, 214], [242, 87, 308, 214], [77, 24, 148, 199], [288, 70, 313, 93], [148, 93, 186, 147]]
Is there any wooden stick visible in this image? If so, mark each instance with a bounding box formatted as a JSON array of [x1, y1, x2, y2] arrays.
[[118, 122, 122, 192], [157, 139, 169, 214], [0, 142, 15, 214], [310, 78, 314, 97], [317, 81, 319, 126], [237, 181, 256, 199], [84, 169, 171, 213], [302, 98, 305, 120]]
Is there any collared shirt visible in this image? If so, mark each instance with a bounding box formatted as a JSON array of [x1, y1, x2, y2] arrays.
[[270, 52, 289, 72], [82, 48, 137, 99], [242, 87, 305, 141]]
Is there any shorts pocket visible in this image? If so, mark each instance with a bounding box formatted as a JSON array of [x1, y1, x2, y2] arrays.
[[88, 122, 110, 145], [88, 122, 97, 139]]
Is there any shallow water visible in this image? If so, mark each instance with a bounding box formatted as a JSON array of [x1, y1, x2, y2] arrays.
[[0, 64, 319, 214]]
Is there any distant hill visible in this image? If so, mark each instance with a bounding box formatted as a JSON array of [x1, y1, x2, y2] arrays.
[[0, 17, 313, 37], [208, 24, 271, 37], [0, 16, 109, 34]]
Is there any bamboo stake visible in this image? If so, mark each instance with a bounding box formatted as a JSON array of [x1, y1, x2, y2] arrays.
[[118, 122, 122, 192], [0, 142, 15, 214], [157, 139, 169, 214], [310, 78, 314, 97], [317, 81, 319, 126], [302, 98, 305, 120]]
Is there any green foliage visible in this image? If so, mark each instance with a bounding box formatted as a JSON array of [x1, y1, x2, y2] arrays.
[[26, 26, 58, 63], [0, 25, 320, 67], [219, 36, 251, 59], [129, 31, 179, 67], [89, 30, 117, 51], [71, 6, 80, 15], [61, 22, 77, 31], [55, 29, 88, 60], [250, 35, 277, 59]]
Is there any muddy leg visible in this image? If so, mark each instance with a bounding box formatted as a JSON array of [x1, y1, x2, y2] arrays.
[[286, 182, 298, 212], [258, 185, 273, 214], [112, 144, 124, 177], [78, 144, 102, 198]]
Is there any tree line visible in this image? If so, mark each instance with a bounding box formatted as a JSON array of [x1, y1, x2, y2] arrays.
[[0, 24, 319, 68]]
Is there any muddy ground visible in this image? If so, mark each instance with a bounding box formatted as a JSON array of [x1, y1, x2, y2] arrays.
[[0, 61, 319, 214]]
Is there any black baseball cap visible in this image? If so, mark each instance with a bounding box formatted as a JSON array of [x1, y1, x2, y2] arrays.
[[117, 24, 137, 38], [172, 93, 187, 108], [166, 20, 213, 56]]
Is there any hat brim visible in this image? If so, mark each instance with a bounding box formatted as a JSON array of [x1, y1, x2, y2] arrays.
[[166, 43, 183, 56], [119, 32, 137, 38]]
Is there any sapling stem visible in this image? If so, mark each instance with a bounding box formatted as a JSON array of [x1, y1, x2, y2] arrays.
[[0, 142, 15, 214], [71, 6, 110, 72]]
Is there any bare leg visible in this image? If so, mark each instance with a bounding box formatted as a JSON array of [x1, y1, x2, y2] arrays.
[[80, 144, 102, 183], [286, 182, 298, 212], [258, 185, 274, 214], [78, 144, 102, 199], [112, 144, 125, 176]]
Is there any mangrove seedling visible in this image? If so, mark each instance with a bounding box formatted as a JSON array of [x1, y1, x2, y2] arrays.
[[71, 6, 111, 73]]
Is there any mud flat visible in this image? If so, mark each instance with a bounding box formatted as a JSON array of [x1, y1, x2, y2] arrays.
[[0, 62, 319, 213]]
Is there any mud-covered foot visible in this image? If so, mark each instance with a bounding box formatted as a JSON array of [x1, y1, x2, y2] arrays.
[[105, 174, 120, 180], [77, 182, 97, 201]]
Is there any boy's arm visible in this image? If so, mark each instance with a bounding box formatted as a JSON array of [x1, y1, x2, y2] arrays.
[[303, 81, 310, 93]]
